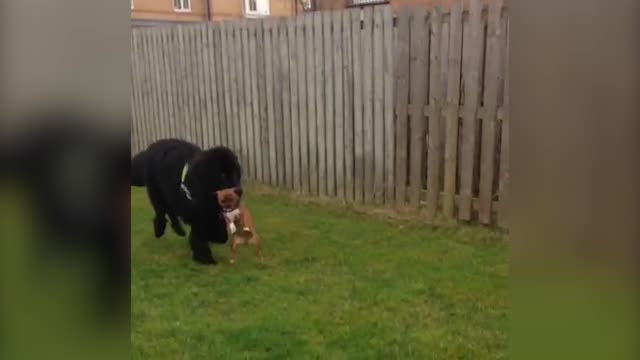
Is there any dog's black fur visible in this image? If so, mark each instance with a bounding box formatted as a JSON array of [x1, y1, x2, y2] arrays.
[[131, 139, 242, 265]]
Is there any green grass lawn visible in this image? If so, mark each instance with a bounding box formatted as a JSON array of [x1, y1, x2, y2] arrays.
[[132, 187, 508, 359]]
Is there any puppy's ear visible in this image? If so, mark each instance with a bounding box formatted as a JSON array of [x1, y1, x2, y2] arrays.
[[233, 187, 243, 198]]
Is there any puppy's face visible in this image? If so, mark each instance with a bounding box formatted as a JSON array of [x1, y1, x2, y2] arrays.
[[216, 187, 242, 212]]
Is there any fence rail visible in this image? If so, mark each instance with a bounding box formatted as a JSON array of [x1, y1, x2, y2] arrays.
[[131, 0, 509, 227]]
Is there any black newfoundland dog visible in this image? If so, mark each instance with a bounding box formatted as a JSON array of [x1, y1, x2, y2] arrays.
[[131, 139, 242, 265]]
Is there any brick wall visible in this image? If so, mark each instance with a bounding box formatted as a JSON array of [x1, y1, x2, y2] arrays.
[[132, 0, 303, 22], [131, 0, 208, 22]]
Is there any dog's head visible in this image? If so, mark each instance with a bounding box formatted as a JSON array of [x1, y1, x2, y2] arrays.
[[181, 146, 242, 210], [216, 187, 243, 212]]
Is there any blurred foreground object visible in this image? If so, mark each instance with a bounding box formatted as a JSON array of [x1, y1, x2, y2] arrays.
[[511, 0, 640, 359], [0, 109, 130, 360]]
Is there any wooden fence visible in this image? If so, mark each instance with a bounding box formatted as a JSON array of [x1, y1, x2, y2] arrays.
[[130, 0, 509, 226]]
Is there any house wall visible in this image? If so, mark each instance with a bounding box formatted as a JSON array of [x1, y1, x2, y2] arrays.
[[211, 0, 302, 20], [270, 0, 304, 18], [131, 0, 209, 22], [131, 0, 302, 23]]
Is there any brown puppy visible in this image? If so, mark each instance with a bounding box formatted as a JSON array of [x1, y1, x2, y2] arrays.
[[224, 205, 262, 264], [216, 187, 242, 212]]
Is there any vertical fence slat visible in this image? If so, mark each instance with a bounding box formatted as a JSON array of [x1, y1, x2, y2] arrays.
[[142, 31, 154, 143], [236, 19, 252, 176], [242, 20, 256, 179], [314, 12, 326, 197], [498, 15, 509, 228], [190, 26, 202, 145], [362, 7, 375, 204], [226, 24, 236, 150], [129, 33, 138, 153], [155, 31, 168, 141], [323, 12, 335, 197], [151, 30, 164, 142], [255, 20, 269, 183], [228, 22, 239, 151], [305, 14, 318, 196], [394, 8, 410, 206], [440, 21, 450, 107], [202, 25, 214, 147], [163, 29, 175, 140], [131, 31, 143, 152], [196, 25, 208, 146], [459, 0, 483, 221], [383, 6, 394, 205], [137, 30, 147, 148], [373, 6, 385, 204], [136, 30, 149, 149], [174, 27, 185, 140], [146, 31, 159, 143], [273, 21, 285, 186], [343, 10, 355, 202], [478, 0, 504, 224], [201, 25, 211, 146], [169, 28, 180, 139], [260, 20, 271, 181], [179, 26, 190, 142], [220, 23, 233, 147], [207, 24, 220, 146], [188, 26, 201, 144], [426, 7, 445, 222], [186, 26, 198, 144], [234, 23, 245, 158], [280, 21, 293, 189], [408, 8, 429, 208], [443, 0, 463, 218], [287, 18, 300, 192], [213, 24, 226, 146], [264, 20, 277, 185], [248, 21, 260, 179], [296, 16, 309, 194], [352, 9, 364, 204], [333, 12, 345, 199]]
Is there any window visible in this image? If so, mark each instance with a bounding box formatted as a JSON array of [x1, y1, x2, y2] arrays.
[[245, 0, 269, 17], [131, 0, 134, 10], [174, 0, 191, 12]]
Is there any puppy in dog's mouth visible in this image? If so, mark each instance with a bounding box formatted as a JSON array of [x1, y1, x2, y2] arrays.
[[216, 187, 242, 213]]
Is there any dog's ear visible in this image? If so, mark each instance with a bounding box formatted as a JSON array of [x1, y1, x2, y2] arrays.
[[233, 187, 243, 198]]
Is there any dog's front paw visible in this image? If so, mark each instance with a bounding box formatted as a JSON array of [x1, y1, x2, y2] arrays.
[[192, 253, 217, 265], [153, 216, 167, 238]]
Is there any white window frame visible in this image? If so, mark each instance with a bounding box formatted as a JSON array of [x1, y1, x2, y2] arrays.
[[244, 0, 269, 18], [174, 0, 192, 13]]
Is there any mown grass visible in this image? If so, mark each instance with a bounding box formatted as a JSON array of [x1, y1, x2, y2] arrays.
[[132, 187, 507, 359]]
